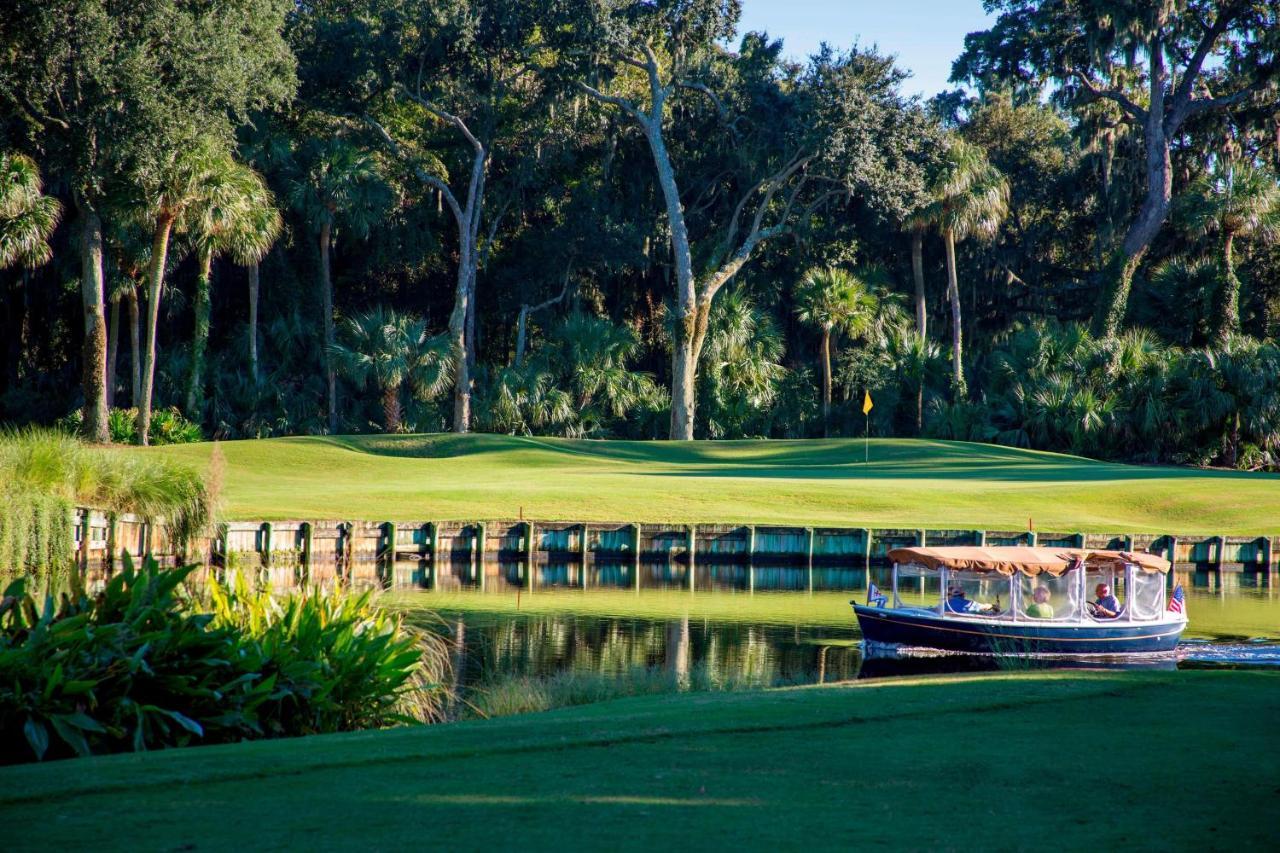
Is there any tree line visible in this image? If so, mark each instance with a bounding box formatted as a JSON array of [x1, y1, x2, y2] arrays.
[[1, 1, 1279, 469]]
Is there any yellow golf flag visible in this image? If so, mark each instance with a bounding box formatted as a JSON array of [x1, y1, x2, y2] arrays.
[[862, 390, 874, 415]]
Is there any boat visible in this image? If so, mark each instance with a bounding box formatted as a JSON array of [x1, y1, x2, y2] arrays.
[[851, 545, 1187, 655]]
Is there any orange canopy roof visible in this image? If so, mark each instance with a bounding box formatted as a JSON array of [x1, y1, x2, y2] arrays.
[[886, 545, 1171, 576]]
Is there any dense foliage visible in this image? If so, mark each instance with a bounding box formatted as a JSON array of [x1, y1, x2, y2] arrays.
[[1, 1, 1279, 468], [0, 429, 213, 580], [0, 557, 448, 764]]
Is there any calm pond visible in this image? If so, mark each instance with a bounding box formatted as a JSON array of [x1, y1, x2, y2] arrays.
[[396, 577, 1280, 710]]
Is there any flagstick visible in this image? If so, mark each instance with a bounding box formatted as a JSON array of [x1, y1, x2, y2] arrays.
[[864, 412, 869, 464]]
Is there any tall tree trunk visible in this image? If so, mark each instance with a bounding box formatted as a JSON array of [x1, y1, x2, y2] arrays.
[[465, 280, 478, 375], [820, 326, 832, 438], [449, 249, 473, 434], [138, 214, 175, 445], [186, 249, 213, 416], [645, 124, 698, 441], [917, 380, 924, 434], [78, 201, 109, 443], [319, 221, 337, 434], [248, 259, 260, 384], [1216, 230, 1240, 341], [911, 229, 926, 337], [105, 293, 120, 410], [128, 286, 141, 408], [944, 229, 966, 398], [1093, 37, 1172, 339], [381, 383, 402, 433]]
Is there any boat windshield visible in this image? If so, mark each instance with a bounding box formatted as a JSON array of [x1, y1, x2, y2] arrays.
[[1016, 570, 1081, 621], [894, 563, 941, 608]]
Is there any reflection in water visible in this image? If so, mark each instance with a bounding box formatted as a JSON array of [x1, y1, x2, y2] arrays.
[[404, 566, 1279, 715], [430, 606, 1278, 713]]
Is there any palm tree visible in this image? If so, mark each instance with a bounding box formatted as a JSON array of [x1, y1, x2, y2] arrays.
[[0, 152, 61, 270], [0, 153, 63, 421], [914, 138, 1010, 398], [551, 313, 656, 419], [329, 307, 452, 433], [698, 290, 786, 439], [889, 328, 944, 434], [183, 160, 281, 415], [134, 138, 227, 445], [289, 138, 392, 434], [1180, 160, 1280, 340], [795, 267, 881, 437]]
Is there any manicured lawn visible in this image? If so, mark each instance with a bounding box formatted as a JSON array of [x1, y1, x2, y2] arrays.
[[136, 433, 1280, 533], [3, 670, 1275, 850]]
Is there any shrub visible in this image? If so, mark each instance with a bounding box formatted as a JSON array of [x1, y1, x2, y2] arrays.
[[0, 557, 450, 764], [107, 408, 138, 444], [148, 408, 203, 445], [0, 429, 214, 582]]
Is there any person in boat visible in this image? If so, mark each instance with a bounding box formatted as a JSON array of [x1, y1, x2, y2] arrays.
[[1092, 583, 1121, 618], [946, 585, 996, 614], [1026, 586, 1054, 618]]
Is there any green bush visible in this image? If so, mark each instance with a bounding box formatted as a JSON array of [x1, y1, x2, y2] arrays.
[[0, 557, 450, 764], [0, 429, 213, 581], [58, 407, 201, 446], [107, 408, 138, 444], [148, 408, 203, 445], [0, 489, 73, 586]]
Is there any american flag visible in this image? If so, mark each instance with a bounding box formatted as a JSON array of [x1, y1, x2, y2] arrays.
[[1168, 584, 1185, 614], [868, 583, 887, 608]]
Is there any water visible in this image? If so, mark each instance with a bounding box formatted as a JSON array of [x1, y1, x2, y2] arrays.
[[400, 580, 1279, 709]]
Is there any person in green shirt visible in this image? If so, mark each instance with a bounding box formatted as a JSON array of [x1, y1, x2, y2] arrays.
[[1026, 585, 1055, 618]]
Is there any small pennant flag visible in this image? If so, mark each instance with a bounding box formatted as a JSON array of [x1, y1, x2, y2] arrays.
[[867, 582, 887, 608], [862, 389, 874, 415], [1168, 584, 1185, 614]]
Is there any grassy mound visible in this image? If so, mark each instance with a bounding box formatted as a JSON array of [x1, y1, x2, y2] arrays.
[[2, 670, 1275, 850], [140, 433, 1280, 533]]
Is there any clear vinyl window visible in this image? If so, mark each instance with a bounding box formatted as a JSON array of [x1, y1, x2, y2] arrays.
[[1017, 570, 1081, 621], [1128, 570, 1165, 620], [1085, 568, 1126, 620], [943, 570, 1010, 617]]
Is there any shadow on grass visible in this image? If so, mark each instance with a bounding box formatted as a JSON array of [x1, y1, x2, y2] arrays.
[[268, 434, 1280, 486]]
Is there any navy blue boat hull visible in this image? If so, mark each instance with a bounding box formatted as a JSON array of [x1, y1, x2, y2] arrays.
[[852, 604, 1184, 654]]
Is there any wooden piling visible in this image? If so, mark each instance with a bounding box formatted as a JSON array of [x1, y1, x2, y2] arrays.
[[425, 522, 437, 590], [806, 527, 815, 593], [632, 523, 642, 592], [525, 521, 535, 592], [106, 513, 119, 574], [300, 522, 313, 584], [476, 522, 487, 591], [687, 524, 696, 592], [261, 521, 274, 571], [580, 523, 589, 590], [748, 524, 756, 594], [383, 521, 396, 587]]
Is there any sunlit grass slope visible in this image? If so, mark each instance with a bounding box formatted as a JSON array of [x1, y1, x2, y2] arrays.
[[138, 433, 1280, 533], [2, 670, 1275, 850]]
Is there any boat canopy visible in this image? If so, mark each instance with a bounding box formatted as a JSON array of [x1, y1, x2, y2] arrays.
[[886, 545, 1171, 576]]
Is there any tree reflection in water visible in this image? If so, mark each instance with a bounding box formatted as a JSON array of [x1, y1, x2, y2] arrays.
[[440, 612, 864, 713]]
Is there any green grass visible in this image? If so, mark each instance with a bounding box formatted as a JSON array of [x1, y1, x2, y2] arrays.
[[135, 433, 1280, 533], [3, 670, 1275, 850]]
